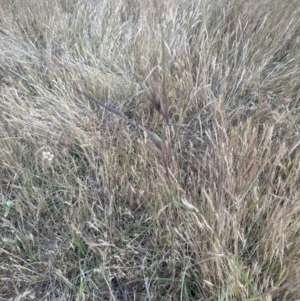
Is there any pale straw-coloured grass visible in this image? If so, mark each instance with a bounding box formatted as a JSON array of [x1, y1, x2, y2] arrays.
[[0, 0, 300, 300]]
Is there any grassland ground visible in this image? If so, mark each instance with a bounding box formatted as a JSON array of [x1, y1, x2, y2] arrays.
[[1, 0, 300, 300]]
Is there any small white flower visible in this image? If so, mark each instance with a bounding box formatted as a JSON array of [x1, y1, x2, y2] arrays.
[[81, 116, 89, 124], [42, 151, 54, 170]]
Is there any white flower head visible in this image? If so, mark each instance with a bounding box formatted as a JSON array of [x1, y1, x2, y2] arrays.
[[42, 151, 54, 170]]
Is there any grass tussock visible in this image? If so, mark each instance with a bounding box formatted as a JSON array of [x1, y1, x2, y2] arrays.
[[1, 0, 300, 300]]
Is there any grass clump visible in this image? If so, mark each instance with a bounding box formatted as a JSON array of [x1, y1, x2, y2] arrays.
[[1, 0, 300, 300]]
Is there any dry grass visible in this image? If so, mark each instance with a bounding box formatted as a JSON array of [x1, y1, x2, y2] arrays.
[[1, 0, 300, 300]]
